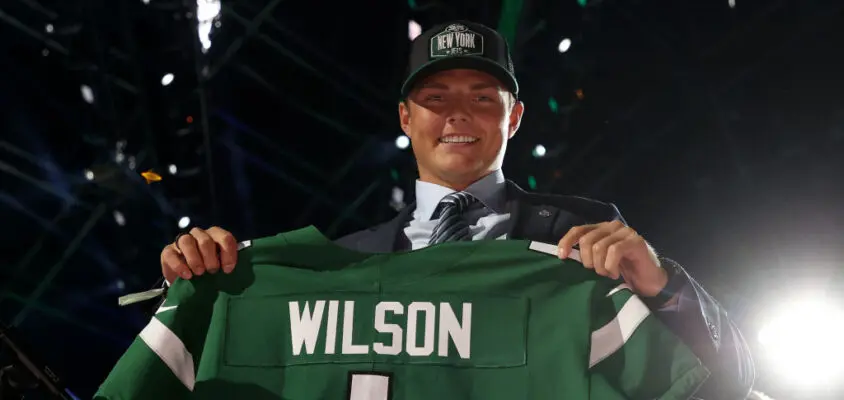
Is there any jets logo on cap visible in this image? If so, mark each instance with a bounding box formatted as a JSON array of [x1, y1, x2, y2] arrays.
[[430, 24, 484, 58]]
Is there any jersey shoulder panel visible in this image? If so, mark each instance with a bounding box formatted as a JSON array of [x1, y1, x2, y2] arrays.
[[235, 226, 371, 274], [588, 282, 709, 399]]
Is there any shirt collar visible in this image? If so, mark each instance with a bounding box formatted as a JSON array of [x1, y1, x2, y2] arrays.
[[413, 169, 507, 221]]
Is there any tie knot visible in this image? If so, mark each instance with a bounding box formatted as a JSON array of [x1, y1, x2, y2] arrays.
[[432, 192, 477, 219]]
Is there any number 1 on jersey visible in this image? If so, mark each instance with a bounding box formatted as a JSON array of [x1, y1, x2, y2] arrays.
[[348, 373, 391, 400]]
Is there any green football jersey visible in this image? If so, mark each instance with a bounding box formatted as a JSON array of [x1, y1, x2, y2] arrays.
[[94, 226, 708, 400]]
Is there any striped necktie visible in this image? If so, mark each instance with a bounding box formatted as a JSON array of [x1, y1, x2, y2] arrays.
[[428, 192, 478, 245]]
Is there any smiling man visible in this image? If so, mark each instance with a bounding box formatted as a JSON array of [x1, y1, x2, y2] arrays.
[[400, 72, 520, 191], [156, 21, 754, 399]]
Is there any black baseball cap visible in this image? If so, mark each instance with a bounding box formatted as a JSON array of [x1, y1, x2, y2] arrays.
[[400, 20, 519, 99]]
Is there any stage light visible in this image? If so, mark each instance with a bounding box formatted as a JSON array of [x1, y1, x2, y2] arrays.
[[409, 20, 422, 41], [161, 73, 174, 86], [558, 38, 572, 53], [178, 216, 191, 229], [84, 169, 95, 181], [113, 210, 126, 226], [80, 85, 94, 104], [114, 140, 126, 163], [395, 135, 410, 150], [758, 297, 844, 389], [197, 0, 221, 52], [548, 97, 559, 114], [389, 186, 406, 211], [142, 0, 150, 4], [45, 24, 54, 34], [532, 144, 547, 158], [168, 164, 178, 175], [729, 0, 736, 8], [196, 0, 221, 21]]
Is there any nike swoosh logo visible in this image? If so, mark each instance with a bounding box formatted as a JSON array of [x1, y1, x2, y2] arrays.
[[156, 305, 178, 314]]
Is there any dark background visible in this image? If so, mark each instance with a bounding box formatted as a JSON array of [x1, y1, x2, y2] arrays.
[[1, 0, 843, 398]]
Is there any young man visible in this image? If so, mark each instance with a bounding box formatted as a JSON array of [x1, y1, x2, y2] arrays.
[[158, 21, 754, 399]]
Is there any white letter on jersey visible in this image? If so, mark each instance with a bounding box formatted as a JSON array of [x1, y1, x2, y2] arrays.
[[406, 302, 436, 356], [438, 302, 472, 359], [324, 300, 339, 354], [289, 301, 325, 356], [342, 301, 369, 354], [373, 301, 404, 355]]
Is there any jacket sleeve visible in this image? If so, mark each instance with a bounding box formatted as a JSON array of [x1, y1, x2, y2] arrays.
[[654, 266, 756, 399], [603, 200, 755, 399]]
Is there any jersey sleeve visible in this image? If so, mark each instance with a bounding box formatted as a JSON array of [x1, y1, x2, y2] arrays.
[[588, 282, 710, 400], [94, 277, 217, 400]]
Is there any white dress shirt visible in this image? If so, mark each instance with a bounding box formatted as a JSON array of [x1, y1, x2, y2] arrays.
[[404, 169, 511, 250]]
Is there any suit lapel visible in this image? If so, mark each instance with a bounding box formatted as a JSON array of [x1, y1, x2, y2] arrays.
[[362, 202, 415, 252]]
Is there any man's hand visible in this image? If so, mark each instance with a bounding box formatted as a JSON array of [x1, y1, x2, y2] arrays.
[[160, 227, 239, 285], [557, 220, 668, 298]]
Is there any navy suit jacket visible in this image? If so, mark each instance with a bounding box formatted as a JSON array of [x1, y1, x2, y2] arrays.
[[335, 180, 755, 400]]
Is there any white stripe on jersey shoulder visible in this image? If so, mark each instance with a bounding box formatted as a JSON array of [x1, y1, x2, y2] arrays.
[[588, 295, 651, 368], [528, 241, 582, 262], [237, 240, 252, 251], [139, 318, 196, 391], [607, 283, 632, 297], [156, 305, 178, 314]]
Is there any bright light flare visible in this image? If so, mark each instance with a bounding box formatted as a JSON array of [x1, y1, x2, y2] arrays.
[[178, 216, 191, 229], [532, 144, 547, 158], [113, 210, 126, 226], [408, 20, 422, 41], [80, 85, 94, 104], [395, 135, 410, 150], [161, 73, 174, 86], [558, 38, 572, 53], [197, 0, 221, 52], [758, 298, 844, 388]]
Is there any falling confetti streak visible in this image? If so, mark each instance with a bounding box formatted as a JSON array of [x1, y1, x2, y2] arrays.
[[141, 170, 162, 184]]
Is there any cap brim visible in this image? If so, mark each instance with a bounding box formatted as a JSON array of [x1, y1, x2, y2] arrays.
[[400, 56, 519, 99]]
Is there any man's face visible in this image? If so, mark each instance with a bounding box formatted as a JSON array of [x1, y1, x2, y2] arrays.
[[399, 69, 524, 189]]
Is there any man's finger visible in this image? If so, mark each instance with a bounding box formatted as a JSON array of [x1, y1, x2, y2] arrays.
[[191, 228, 220, 274], [177, 233, 205, 276], [605, 234, 637, 280], [161, 245, 192, 282], [208, 227, 238, 273], [576, 224, 616, 269], [558, 224, 598, 259], [593, 229, 632, 278]]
